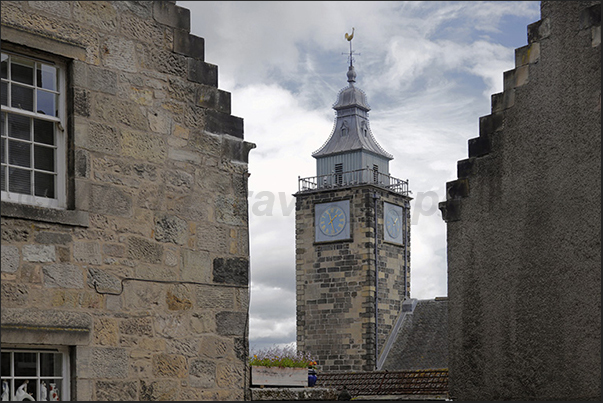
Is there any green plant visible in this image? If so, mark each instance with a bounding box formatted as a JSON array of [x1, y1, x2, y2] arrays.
[[249, 345, 317, 368]]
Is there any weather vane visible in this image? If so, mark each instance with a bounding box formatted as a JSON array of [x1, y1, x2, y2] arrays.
[[343, 27, 359, 66]]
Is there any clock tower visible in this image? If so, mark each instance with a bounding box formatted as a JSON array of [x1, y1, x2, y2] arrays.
[[295, 34, 412, 372]]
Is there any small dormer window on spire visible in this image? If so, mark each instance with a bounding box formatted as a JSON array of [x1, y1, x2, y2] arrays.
[[341, 121, 348, 136]]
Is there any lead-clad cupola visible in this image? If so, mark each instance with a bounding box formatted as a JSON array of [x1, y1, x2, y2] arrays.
[[312, 37, 393, 179]]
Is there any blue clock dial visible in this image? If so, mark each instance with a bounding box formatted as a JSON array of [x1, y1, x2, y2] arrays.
[[386, 209, 401, 239], [319, 206, 346, 236]]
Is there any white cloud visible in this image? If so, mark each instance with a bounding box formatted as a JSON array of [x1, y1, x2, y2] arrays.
[[180, 0, 541, 349]]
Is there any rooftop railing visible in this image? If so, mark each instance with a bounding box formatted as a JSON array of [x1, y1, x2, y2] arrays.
[[298, 167, 410, 196]]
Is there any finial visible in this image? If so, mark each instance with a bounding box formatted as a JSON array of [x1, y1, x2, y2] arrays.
[[344, 28, 357, 85]]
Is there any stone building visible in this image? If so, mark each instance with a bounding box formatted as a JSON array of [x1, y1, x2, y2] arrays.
[[440, 1, 600, 400], [295, 41, 412, 373], [1, 1, 254, 401]]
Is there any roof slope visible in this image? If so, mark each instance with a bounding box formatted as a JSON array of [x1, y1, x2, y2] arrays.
[[381, 298, 448, 371]]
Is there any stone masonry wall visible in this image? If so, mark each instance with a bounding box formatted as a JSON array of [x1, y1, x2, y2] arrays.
[[440, 1, 600, 400], [295, 185, 410, 372], [1, 1, 254, 401]]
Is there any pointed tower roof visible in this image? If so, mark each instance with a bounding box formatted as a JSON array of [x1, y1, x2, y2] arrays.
[[312, 38, 393, 160]]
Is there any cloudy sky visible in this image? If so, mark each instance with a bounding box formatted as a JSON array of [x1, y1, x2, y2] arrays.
[[177, 1, 541, 351]]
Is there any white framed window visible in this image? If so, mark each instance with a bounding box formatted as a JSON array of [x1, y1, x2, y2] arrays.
[[1, 347, 70, 401], [1, 50, 67, 209]]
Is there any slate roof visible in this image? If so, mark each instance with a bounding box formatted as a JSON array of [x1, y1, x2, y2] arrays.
[[315, 368, 448, 398], [381, 298, 448, 371]]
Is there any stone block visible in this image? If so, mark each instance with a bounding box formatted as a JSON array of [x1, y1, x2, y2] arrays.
[[121, 130, 166, 163], [205, 109, 243, 138], [189, 359, 216, 388], [1, 307, 92, 330], [166, 338, 199, 357], [215, 195, 247, 226], [212, 257, 248, 286], [87, 267, 121, 294], [73, 241, 102, 265], [140, 379, 178, 401], [74, 88, 90, 117], [94, 95, 148, 131], [78, 347, 128, 378], [29, 1, 71, 19], [88, 121, 120, 154], [188, 58, 218, 87], [1, 282, 28, 306], [167, 148, 201, 164], [152, 353, 188, 378], [174, 29, 204, 60], [196, 285, 234, 310], [166, 287, 193, 311], [120, 316, 154, 336], [152, 1, 190, 31], [100, 35, 136, 73], [88, 65, 118, 94], [155, 214, 188, 245], [199, 335, 231, 359], [95, 380, 138, 401], [216, 362, 243, 388], [34, 231, 73, 245], [222, 136, 254, 163], [42, 264, 84, 288], [90, 184, 132, 217], [73, 1, 118, 32], [155, 313, 190, 339], [1, 245, 20, 273], [215, 311, 246, 336], [127, 236, 163, 264], [93, 317, 119, 346], [181, 248, 211, 282]]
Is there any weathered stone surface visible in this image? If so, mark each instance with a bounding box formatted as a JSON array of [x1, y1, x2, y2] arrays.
[[94, 95, 148, 131], [87, 267, 121, 294], [189, 358, 216, 388], [121, 130, 166, 163], [152, 353, 188, 378], [0, 282, 28, 306], [93, 317, 119, 346], [88, 65, 118, 94], [181, 248, 211, 282], [166, 285, 193, 311], [199, 335, 231, 359], [140, 379, 178, 401], [79, 347, 128, 378], [90, 184, 133, 217], [73, 1, 117, 32], [95, 380, 138, 401], [119, 316, 154, 336], [1, 223, 31, 242], [155, 214, 188, 245], [216, 362, 243, 388], [1, 245, 20, 273], [1, 307, 92, 330], [34, 231, 73, 245], [213, 257, 248, 286], [166, 337, 199, 357], [22, 244, 56, 263], [42, 264, 84, 288], [29, 1, 72, 19], [215, 311, 246, 336], [215, 195, 247, 226], [127, 236, 163, 264], [88, 121, 120, 154], [196, 286, 234, 310], [155, 313, 190, 339], [74, 241, 102, 265]]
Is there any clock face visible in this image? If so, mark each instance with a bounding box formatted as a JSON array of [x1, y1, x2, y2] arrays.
[[386, 209, 401, 239], [384, 202, 404, 245], [315, 200, 350, 242], [318, 206, 347, 236]]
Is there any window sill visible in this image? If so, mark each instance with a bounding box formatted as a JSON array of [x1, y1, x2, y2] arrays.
[[1, 201, 89, 227]]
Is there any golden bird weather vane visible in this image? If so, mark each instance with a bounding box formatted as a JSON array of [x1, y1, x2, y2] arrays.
[[345, 27, 355, 41]]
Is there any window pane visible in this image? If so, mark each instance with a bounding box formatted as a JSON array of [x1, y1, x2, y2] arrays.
[[36, 90, 56, 116], [1, 137, 5, 164], [13, 352, 36, 376], [34, 145, 54, 171], [8, 113, 30, 140], [9, 167, 31, 194], [35, 172, 55, 198], [11, 84, 34, 111], [9, 140, 31, 167], [11, 56, 34, 85], [40, 353, 62, 377], [1, 352, 10, 376], [37, 64, 57, 91], [34, 119, 54, 145], [47, 380, 62, 401], [0, 165, 5, 191], [1, 112, 4, 136], [1, 81, 7, 106], [1, 53, 7, 79]]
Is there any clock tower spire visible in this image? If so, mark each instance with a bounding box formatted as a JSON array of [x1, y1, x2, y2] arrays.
[[295, 31, 413, 373]]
